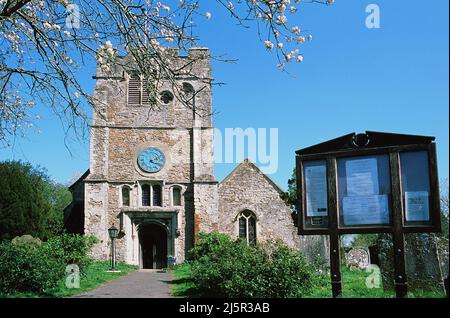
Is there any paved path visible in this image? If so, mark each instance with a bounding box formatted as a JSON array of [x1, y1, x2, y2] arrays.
[[74, 270, 173, 298]]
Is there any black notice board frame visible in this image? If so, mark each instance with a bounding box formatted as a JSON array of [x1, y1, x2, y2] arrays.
[[295, 131, 441, 298]]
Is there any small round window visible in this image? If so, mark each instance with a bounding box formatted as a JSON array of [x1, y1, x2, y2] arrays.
[[160, 91, 174, 104]]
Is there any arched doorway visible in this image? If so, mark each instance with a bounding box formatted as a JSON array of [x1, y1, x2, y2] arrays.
[[139, 223, 167, 269]]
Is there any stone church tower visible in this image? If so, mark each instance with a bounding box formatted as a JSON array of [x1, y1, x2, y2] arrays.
[[64, 46, 327, 269], [79, 47, 218, 267]]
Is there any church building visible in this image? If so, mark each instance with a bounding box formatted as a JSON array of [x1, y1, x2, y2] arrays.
[[65, 47, 321, 269]]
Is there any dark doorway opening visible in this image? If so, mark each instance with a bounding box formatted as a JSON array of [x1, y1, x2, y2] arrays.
[[139, 223, 167, 269]]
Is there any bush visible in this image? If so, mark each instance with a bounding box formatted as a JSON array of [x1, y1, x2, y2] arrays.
[[190, 231, 321, 298], [0, 242, 65, 294], [11, 234, 42, 247], [43, 233, 98, 273], [0, 233, 98, 295]]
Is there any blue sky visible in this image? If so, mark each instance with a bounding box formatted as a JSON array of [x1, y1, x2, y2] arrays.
[[0, 0, 448, 190]]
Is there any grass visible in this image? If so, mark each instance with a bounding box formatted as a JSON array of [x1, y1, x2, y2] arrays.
[[170, 263, 446, 298], [170, 262, 197, 297], [0, 260, 138, 298]]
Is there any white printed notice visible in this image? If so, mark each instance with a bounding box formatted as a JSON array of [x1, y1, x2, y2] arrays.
[[345, 158, 379, 196], [342, 195, 389, 225], [304, 165, 328, 217], [405, 191, 430, 221]]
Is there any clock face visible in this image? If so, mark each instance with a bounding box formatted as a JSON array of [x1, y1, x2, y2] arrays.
[[137, 147, 166, 173]]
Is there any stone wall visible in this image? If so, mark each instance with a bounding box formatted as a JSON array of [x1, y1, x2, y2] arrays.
[[218, 159, 300, 249], [83, 47, 218, 265], [377, 233, 445, 292]]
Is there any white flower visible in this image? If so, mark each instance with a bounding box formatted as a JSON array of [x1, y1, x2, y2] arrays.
[[296, 36, 305, 43], [162, 5, 170, 12], [227, 1, 234, 10], [264, 40, 274, 50], [63, 30, 71, 37], [297, 54, 303, 62], [291, 26, 300, 35], [278, 4, 286, 13], [74, 92, 81, 98], [276, 15, 287, 25], [277, 42, 283, 48], [290, 6, 297, 13], [205, 12, 212, 20], [105, 40, 113, 48]]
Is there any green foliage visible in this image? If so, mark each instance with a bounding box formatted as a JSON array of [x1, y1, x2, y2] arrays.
[[0, 160, 72, 240], [0, 233, 97, 295], [351, 234, 378, 248], [43, 182, 72, 237], [0, 241, 65, 294], [280, 168, 298, 226], [188, 231, 320, 298], [11, 234, 42, 247], [0, 161, 51, 240], [43, 233, 98, 273]]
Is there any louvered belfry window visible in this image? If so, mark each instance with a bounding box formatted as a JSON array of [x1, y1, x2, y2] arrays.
[[128, 74, 141, 105], [141, 79, 151, 105]]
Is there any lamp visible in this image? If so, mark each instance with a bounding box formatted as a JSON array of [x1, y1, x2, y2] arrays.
[[108, 224, 119, 271], [108, 224, 119, 240]]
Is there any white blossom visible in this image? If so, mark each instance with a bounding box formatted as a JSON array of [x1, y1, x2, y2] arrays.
[[276, 15, 287, 25], [264, 40, 274, 50]]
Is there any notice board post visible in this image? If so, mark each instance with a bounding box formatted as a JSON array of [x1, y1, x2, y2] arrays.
[[296, 131, 441, 298]]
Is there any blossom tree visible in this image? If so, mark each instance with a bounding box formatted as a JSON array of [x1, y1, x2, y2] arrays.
[[0, 0, 334, 145]]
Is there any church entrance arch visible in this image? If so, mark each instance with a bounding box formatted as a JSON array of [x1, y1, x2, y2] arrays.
[[139, 223, 168, 269]]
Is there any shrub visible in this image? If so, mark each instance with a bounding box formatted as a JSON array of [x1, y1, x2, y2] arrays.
[[0, 241, 65, 294], [43, 233, 98, 273], [0, 233, 98, 294], [11, 234, 42, 247], [190, 231, 321, 298], [263, 241, 320, 297]]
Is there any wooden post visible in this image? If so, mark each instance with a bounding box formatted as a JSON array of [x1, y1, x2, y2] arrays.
[[390, 152, 408, 298], [330, 233, 342, 298], [327, 158, 342, 298]]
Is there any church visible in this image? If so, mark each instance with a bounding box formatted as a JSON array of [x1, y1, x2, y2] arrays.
[[65, 47, 323, 269]]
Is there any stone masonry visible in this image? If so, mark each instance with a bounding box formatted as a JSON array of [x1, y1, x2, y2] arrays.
[[65, 46, 326, 268]]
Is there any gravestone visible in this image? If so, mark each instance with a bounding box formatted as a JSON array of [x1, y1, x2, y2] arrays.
[[377, 233, 445, 292], [435, 236, 449, 281], [299, 235, 330, 271], [346, 248, 371, 269]]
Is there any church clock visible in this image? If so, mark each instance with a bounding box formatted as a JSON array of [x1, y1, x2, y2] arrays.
[[137, 147, 166, 173]]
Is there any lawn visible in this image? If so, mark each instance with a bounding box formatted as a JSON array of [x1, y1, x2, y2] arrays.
[[170, 263, 446, 298], [0, 260, 138, 298]]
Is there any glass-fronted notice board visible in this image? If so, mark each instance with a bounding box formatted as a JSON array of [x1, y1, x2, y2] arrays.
[[303, 160, 329, 228], [400, 150, 431, 224], [337, 154, 392, 227]]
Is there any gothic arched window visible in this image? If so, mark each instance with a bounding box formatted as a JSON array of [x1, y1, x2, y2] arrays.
[[142, 184, 151, 206], [172, 187, 182, 206], [122, 187, 130, 207], [152, 184, 162, 207], [238, 210, 257, 245]]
